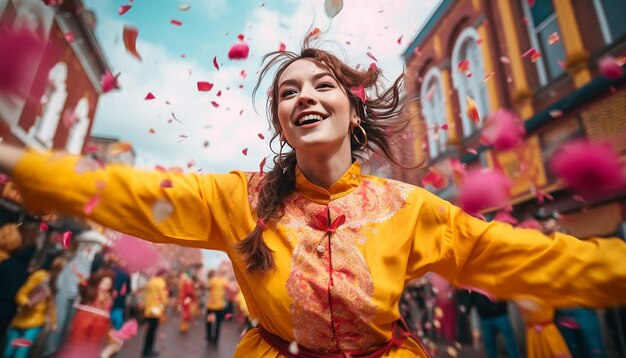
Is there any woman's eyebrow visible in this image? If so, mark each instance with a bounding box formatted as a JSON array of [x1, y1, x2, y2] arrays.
[[278, 72, 334, 88]]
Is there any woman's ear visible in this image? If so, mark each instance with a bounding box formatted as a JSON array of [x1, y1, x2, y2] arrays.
[[350, 110, 361, 127]]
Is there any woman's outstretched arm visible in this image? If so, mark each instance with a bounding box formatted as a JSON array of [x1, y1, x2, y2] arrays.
[[0, 143, 25, 175]]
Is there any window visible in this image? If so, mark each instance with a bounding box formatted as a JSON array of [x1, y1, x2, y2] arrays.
[[421, 68, 448, 158], [451, 27, 490, 137], [521, 0, 567, 85], [66, 98, 90, 154], [593, 0, 626, 45], [29, 62, 68, 148]]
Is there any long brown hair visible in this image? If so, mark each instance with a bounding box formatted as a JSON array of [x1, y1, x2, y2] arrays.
[[235, 43, 423, 273], [79, 268, 115, 305]]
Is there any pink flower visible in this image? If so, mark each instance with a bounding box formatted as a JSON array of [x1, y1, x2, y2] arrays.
[[0, 27, 43, 95], [480, 109, 525, 151], [458, 169, 512, 215], [549, 140, 625, 198], [598, 56, 625, 80], [228, 42, 249, 60]]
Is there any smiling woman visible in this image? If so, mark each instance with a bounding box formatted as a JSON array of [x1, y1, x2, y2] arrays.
[[1, 42, 626, 358]]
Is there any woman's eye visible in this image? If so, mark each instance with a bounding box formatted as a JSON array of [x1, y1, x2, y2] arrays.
[[317, 82, 334, 89], [280, 89, 297, 98]]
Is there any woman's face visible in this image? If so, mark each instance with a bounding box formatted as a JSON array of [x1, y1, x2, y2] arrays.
[[98, 277, 113, 291], [276, 59, 359, 152]]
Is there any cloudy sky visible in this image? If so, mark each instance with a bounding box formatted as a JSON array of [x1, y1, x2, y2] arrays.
[[83, 0, 441, 268]]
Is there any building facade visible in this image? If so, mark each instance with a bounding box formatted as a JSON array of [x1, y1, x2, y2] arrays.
[[399, 0, 626, 239]]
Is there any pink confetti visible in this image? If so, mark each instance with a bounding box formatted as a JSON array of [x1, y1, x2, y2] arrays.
[[458, 169, 512, 215], [242, 148, 248, 156], [440, 124, 448, 130], [149, 128, 155, 134], [279, 42, 286, 52], [171, 19, 183, 26], [259, 157, 267, 176], [123, 26, 141, 61], [10, 338, 33, 347], [350, 85, 366, 103], [421, 169, 446, 189], [494, 211, 518, 225], [258, 133, 265, 139], [83, 195, 101, 215], [476, 37, 483, 45], [480, 109, 525, 151], [62, 231, 72, 249], [240, 70, 247, 78], [547, 32, 560, 45], [466, 148, 478, 155], [556, 317, 580, 329], [39, 222, 49, 232], [197, 81, 214, 91], [211, 101, 220, 108], [228, 42, 250, 60], [213, 56, 219, 70], [549, 140, 626, 198], [100, 71, 120, 93], [0, 27, 44, 95], [160, 179, 173, 189], [500, 56, 511, 64], [64, 32, 75, 43], [397, 35, 403, 45], [216, 90, 222, 96], [598, 56, 625, 80], [522, 48, 542, 62], [238, 34, 245, 41], [366, 51, 378, 62], [457, 59, 470, 74], [145, 92, 156, 100], [118, 5, 132, 15], [466, 96, 480, 123]]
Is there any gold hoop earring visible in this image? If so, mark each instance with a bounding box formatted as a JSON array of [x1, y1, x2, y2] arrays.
[[351, 124, 368, 148]]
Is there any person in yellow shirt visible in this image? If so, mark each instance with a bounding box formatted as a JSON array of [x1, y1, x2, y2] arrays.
[[204, 269, 229, 345], [520, 303, 572, 358], [2, 44, 626, 357], [141, 268, 168, 358], [3, 251, 61, 358]]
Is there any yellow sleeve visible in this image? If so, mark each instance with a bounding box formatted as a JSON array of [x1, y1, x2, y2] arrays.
[[408, 189, 626, 308], [12, 150, 256, 251], [15, 270, 46, 307]]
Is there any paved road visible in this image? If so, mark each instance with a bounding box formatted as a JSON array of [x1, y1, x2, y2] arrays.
[[117, 313, 244, 358]]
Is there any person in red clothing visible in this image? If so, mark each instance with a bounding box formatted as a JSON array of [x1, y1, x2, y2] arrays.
[[66, 269, 115, 346], [178, 272, 195, 333]]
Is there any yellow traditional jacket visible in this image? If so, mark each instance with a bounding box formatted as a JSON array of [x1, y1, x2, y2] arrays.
[[206, 276, 229, 311], [12, 150, 626, 357], [143, 276, 168, 319]]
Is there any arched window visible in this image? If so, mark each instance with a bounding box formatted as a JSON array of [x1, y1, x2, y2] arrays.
[[66, 98, 91, 154], [29, 62, 68, 148], [521, 0, 566, 86], [592, 0, 626, 45], [451, 27, 489, 138], [420, 67, 447, 158]]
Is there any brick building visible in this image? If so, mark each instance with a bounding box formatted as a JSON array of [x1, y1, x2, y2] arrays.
[[398, 0, 626, 239]]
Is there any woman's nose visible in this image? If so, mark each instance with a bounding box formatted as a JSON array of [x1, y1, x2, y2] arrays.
[[297, 91, 317, 106]]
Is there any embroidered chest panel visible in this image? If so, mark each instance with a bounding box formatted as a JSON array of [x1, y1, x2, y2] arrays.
[[247, 174, 414, 351]]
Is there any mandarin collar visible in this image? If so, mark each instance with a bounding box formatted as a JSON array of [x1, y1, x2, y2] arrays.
[[295, 161, 362, 203]]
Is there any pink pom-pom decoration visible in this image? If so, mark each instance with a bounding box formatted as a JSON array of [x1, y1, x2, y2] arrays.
[[598, 56, 625, 81], [458, 169, 512, 215], [480, 109, 525, 151]]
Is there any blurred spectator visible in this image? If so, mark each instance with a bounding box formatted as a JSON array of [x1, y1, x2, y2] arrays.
[[470, 291, 520, 358], [141, 268, 168, 357]]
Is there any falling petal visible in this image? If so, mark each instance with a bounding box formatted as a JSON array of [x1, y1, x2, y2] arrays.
[[240, 70, 247, 78], [0, 27, 44, 95], [258, 133, 265, 140], [278, 42, 286, 51], [598, 56, 625, 80], [480, 109, 525, 151], [522, 48, 542, 62], [62, 231, 72, 249], [160, 179, 173, 189], [494, 211, 518, 225], [421, 169, 446, 189], [441, 124, 448, 130], [556, 317, 581, 329], [457, 59, 470, 74], [458, 168, 512, 215], [350, 85, 366, 103], [306, 28, 322, 41], [123, 26, 142, 61], [483, 72, 495, 81], [549, 109, 562, 118], [100, 71, 120, 93], [465, 96, 480, 123], [238, 34, 245, 41], [10, 338, 33, 347], [210, 101, 219, 108], [259, 157, 267, 176], [366, 51, 378, 62], [118, 5, 132, 15], [152, 199, 174, 222], [475, 37, 483, 45], [396, 35, 403, 45], [197, 81, 214, 91], [324, 0, 343, 18], [170, 19, 183, 26], [145, 92, 156, 100], [242, 148, 248, 156], [227, 42, 250, 60], [64, 32, 75, 43], [212, 56, 219, 70], [216, 90, 222, 96], [500, 56, 511, 64], [549, 140, 626, 198], [83, 195, 101, 215], [178, 4, 191, 11], [39, 222, 49, 232], [466, 148, 477, 155], [547, 32, 560, 45]]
